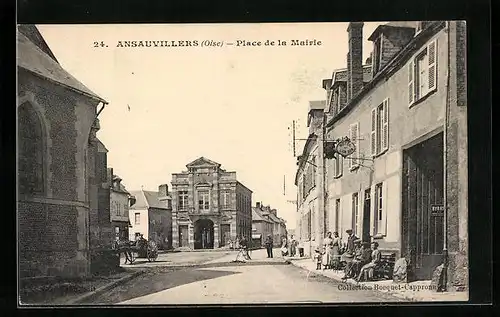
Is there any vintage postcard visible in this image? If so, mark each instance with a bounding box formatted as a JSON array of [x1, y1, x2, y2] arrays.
[[17, 21, 468, 305]]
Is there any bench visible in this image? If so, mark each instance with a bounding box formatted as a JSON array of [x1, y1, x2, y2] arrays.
[[373, 252, 396, 280]]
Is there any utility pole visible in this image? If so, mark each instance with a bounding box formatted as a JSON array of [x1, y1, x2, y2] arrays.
[[292, 120, 296, 157]]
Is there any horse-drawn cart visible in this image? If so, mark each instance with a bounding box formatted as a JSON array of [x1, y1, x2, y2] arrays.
[[113, 238, 159, 264]]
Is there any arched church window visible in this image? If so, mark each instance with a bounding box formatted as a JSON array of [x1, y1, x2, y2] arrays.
[[18, 102, 44, 195]]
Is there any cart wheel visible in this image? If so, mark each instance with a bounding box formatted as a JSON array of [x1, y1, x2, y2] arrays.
[[147, 250, 155, 262]]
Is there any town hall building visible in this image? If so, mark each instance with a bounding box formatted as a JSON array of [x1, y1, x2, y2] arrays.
[[171, 157, 252, 249]]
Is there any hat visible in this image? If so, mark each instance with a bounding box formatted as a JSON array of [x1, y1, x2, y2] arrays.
[[354, 239, 362, 244], [346, 229, 353, 233]]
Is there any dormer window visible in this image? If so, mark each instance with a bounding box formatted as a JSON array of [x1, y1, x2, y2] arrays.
[[372, 35, 383, 75], [415, 21, 431, 36]]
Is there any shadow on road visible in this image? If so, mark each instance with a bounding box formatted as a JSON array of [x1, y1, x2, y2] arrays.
[[88, 268, 242, 304], [191, 261, 291, 269]]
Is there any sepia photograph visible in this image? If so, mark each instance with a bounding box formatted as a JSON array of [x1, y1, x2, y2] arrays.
[[17, 21, 468, 305]]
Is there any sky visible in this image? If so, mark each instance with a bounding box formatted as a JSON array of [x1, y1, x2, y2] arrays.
[[38, 22, 383, 229]]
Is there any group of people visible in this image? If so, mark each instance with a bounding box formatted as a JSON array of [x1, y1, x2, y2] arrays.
[[313, 229, 381, 282]]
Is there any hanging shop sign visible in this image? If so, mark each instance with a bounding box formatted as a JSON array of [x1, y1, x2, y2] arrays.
[[335, 136, 356, 158]]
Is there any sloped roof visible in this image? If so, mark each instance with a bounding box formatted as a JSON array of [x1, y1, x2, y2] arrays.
[[186, 156, 221, 168], [18, 24, 59, 63], [17, 30, 107, 104], [252, 208, 273, 223], [267, 212, 281, 223], [129, 189, 170, 210], [330, 65, 373, 87], [368, 22, 416, 41], [97, 139, 108, 153]]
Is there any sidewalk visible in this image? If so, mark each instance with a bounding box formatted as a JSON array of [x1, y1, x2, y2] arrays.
[[288, 258, 468, 302]]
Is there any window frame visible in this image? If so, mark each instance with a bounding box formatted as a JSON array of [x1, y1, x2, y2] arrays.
[[371, 98, 389, 158], [221, 191, 231, 209], [374, 183, 384, 235], [198, 190, 210, 211], [134, 212, 140, 225], [352, 192, 360, 236], [178, 190, 188, 210], [333, 153, 344, 179], [349, 122, 360, 171], [408, 39, 438, 107], [18, 102, 45, 196]]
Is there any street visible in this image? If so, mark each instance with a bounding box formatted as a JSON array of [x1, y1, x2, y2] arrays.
[[88, 249, 403, 304]]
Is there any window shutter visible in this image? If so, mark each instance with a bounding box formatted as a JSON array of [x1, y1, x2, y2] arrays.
[[349, 125, 354, 169], [380, 181, 388, 235], [356, 122, 360, 166], [382, 99, 389, 151], [370, 108, 377, 157], [370, 185, 376, 236], [428, 39, 437, 91], [408, 60, 415, 106]]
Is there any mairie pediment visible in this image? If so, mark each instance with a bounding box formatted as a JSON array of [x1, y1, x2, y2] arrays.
[[186, 156, 221, 168]]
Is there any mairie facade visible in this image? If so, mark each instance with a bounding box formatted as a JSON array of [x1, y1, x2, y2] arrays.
[[171, 157, 252, 250]]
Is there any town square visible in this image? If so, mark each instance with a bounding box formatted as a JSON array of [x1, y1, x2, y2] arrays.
[[17, 21, 468, 305]]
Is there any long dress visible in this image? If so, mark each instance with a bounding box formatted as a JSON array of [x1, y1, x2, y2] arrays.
[[331, 237, 341, 267], [322, 237, 334, 267]]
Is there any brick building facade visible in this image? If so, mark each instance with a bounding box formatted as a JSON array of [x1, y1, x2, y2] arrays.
[[295, 21, 467, 291], [17, 25, 108, 279], [171, 157, 252, 250]]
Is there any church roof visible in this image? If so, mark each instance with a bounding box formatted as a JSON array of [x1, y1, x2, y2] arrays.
[[17, 28, 107, 104]]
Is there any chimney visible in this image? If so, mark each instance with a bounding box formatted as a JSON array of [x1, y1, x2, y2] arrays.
[[271, 209, 277, 215], [106, 168, 113, 186], [158, 184, 169, 200], [256, 202, 261, 209], [347, 22, 364, 102]]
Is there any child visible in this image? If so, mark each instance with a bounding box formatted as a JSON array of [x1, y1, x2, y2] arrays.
[[314, 248, 323, 270]]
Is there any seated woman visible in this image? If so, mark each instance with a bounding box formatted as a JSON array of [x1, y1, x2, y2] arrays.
[[356, 241, 381, 282]]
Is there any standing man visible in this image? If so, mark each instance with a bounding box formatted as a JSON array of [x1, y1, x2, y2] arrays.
[[264, 234, 273, 258]]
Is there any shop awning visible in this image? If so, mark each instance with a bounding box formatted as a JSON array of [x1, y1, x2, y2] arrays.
[[252, 234, 262, 239]]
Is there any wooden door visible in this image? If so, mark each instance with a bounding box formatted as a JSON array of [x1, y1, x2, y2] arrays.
[[362, 189, 371, 243], [402, 133, 444, 280], [220, 224, 230, 246], [179, 225, 189, 247]]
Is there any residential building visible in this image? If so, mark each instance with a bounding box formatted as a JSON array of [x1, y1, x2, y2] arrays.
[[109, 169, 134, 241], [252, 202, 287, 247], [93, 139, 114, 250], [171, 157, 252, 250], [295, 101, 326, 257], [251, 202, 274, 247], [295, 21, 467, 290], [17, 25, 108, 280], [128, 186, 172, 250]]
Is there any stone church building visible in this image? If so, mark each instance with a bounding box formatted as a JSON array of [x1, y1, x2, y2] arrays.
[[171, 157, 252, 249]]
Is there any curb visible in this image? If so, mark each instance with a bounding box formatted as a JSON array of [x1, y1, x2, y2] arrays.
[[66, 270, 146, 304]]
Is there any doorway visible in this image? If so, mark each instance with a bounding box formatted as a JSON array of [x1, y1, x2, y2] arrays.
[[220, 224, 230, 246], [362, 188, 372, 242], [179, 225, 189, 247], [402, 132, 444, 280], [194, 219, 215, 249]]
